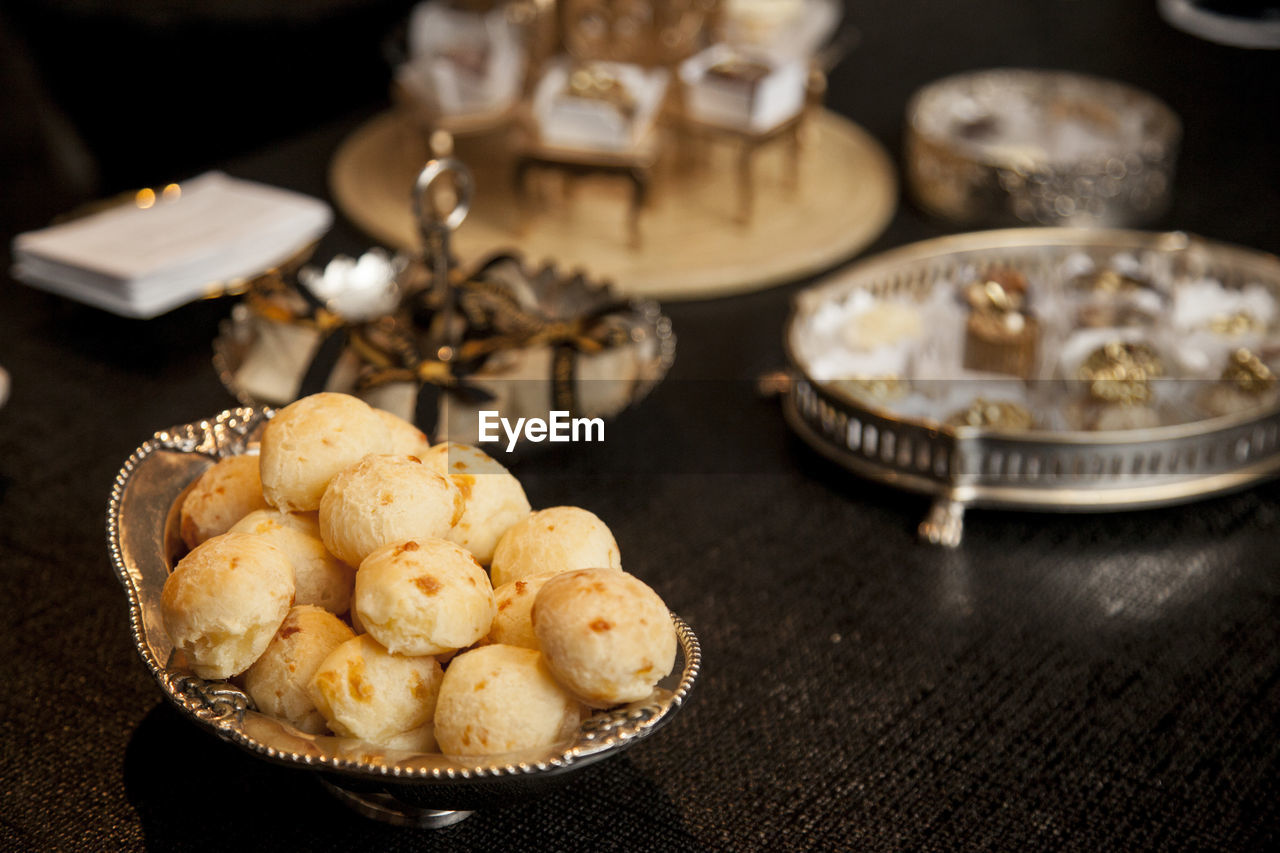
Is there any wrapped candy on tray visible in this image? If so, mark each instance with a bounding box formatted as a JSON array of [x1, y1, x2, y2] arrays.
[[531, 59, 670, 151], [396, 0, 527, 119], [679, 44, 808, 134]]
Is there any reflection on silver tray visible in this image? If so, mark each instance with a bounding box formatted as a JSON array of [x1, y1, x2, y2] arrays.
[[108, 407, 700, 826], [784, 228, 1280, 546]]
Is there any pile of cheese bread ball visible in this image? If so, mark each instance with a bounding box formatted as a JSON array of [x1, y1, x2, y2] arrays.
[[162, 392, 677, 759]]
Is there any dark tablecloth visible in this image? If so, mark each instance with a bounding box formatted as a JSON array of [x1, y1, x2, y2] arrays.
[[2, 2, 1279, 850]]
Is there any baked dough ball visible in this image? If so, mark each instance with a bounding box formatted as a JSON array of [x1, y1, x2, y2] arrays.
[[229, 509, 355, 614], [319, 455, 463, 568], [533, 569, 676, 708], [259, 392, 392, 512], [243, 605, 355, 734], [161, 532, 295, 680], [423, 443, 532, 565], [434, 645, 582, 758], [179, 454, 269, 549], [374, 408, 432, 459], [353, 538, 495, 656], [487, 571, 559, 650], [490, 507, 622, 587], [307, 634, 443, 744]]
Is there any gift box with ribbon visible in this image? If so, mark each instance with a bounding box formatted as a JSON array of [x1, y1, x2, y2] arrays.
[[215, 159, 674, 448]]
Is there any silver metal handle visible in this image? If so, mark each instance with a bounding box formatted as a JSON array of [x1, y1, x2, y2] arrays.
[[413, 157, 474, 237]]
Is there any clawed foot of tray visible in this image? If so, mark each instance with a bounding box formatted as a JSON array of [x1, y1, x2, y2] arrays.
[[918, 498, 965, 547]]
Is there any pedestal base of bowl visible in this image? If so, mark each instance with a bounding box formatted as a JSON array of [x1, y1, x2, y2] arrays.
[[320, 778, 474, 828]]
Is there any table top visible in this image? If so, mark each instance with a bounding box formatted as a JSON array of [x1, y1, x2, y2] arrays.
[[1, 2, 1279, 850]]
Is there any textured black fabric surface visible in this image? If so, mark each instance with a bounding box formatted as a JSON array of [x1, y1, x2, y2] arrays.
[[2, 2, 1280, 851]]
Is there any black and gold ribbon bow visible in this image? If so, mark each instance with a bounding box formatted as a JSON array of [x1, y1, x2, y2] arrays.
[[246, 272, 353, 399]]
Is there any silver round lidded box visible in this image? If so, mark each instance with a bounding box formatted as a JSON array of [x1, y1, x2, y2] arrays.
[[905, 69, 1181, 228]]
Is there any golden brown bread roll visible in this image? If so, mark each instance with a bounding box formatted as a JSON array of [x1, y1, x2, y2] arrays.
[[307, 634, 444, 744], [373, 408, 432, 459], [532, 569, 675, 708], [179, 454, 269, 549], [424, 442, 532, 565], [319, 454, 463, 568], [258, 392, 392, 512], [353, 537, 495, 656], [489, 506, 622, 587], [243, 605, 355, 734], [487, 571, 559, 650], [434, 644, 582, 758], [161, 532, 295, 679], [229, 509, 355, 615]]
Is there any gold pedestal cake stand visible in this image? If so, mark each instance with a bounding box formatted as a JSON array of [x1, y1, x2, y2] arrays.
[[329, 109, 897, 300]]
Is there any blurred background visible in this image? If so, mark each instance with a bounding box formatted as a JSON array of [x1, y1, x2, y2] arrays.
[[1, 1, 1277, 245]]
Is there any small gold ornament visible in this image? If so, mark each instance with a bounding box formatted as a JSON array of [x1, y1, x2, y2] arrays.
[[836, 376, 907, 404], [1069, 269, 1151, 295], [565, 64, 636, 118], [961, 268, 1037, 378], [945, 398, 1034, 430], [1221, 348, 1275, 395], [1208, 311, 1262, 337], [1078, 341, 1164, 405]]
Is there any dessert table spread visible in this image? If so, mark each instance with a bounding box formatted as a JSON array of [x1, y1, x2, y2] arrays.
[[1, 2, 1278, 850]]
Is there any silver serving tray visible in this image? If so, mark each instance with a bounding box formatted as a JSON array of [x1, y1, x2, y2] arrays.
[[784, 228, 1280, 546], [108, 407, 700, 826]]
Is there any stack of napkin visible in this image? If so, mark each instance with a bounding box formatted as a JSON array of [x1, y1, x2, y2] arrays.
[[11, 172, 332, 318]]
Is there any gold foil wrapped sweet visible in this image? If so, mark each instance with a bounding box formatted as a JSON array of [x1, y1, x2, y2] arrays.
[[1198, 349, 1277, 418], [945, 398, 1034, 430], [834, 376, 907, 405], [1078, 341, 1164, 405], [1221, 348, 1275, 394], [1070, 270, 1161, 328], [962, 269, 1038, 378], [1069, 269, 1151, 295], [963, 268, 1027, 312], [1209, 311, 1263, 337]]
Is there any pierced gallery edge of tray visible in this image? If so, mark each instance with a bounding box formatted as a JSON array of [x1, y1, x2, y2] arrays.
[[108, 407, 700, 821]]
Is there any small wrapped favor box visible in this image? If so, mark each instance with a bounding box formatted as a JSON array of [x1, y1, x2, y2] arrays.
[[679, 44, 808, 133], [397, 1, 526, 117], [216, 250, 674, 449], [531, 59, 670, 151]]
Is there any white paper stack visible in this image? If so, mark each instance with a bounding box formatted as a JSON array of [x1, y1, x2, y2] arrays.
[[11, 172, 332, 318]]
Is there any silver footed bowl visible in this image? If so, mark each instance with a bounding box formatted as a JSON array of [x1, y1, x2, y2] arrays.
[[107, 407, 700, 827]]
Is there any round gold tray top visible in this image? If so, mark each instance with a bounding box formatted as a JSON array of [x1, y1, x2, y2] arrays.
[[329, 109, 897, 300]]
